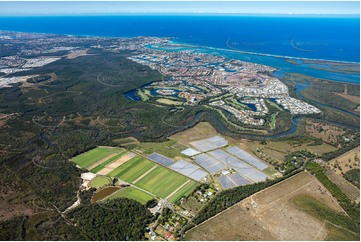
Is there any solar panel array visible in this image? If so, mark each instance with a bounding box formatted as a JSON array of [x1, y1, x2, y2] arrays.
[[218, 175, 236, 189], [148, 153, 174, 167], [181, 148, 201, 157], [229, 173, 252, 186], [208, 149, 269, 183], [193, 153, 226, 173], [218, 173, 251, 189], [227, 146, 268, 170], [243, 169, 269, 183], [190, 135, 228, 152], [169, 159, 208, 181]]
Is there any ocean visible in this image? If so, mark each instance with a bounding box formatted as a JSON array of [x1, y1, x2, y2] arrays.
[[0, 15, 359, 83]]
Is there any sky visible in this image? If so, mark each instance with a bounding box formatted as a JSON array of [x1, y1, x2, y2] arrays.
[[0, 1, 359, 15]]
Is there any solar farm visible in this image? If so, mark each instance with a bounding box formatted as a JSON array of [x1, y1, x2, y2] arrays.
[[181, 136, 271, 189]]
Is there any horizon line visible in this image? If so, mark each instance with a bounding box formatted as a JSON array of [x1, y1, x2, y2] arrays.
[[0, 12, 359, 16]]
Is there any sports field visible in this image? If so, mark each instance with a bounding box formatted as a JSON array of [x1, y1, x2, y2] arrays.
[[71, 147, 123, 168], [106, 186, 154, 204], [169, 180, 198, 203], [135, 166, 189, 198], [90, 150, 128, 173], [107, 156, 156, 183]]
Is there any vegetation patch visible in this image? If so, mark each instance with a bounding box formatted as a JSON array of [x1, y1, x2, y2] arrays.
[[69, 198, 154, 240], [343, 168, 360, 188]]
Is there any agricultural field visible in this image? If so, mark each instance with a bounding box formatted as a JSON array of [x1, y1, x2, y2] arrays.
[[169, 181, 198, 203], [185, 172, 357, 241], [90, 150, 128, 173], [71, 147, 123, 169], [135, 166, 189, 198], [105, 186, 154, 204], [107, 156, 157, 183], [71, 146, 199, 204], [91, 187, 120, 202]]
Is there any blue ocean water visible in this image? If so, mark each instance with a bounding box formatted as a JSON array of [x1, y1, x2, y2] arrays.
[[0, 15, 359, 83], [0, 15, 359, 62]]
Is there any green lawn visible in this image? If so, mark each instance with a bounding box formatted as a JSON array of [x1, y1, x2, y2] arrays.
[[269, 112, 278, 130], [135, 166, 189, 198], [107, 156, 156, 183], [169, 180, 198, 203], [105, 186, 154, 204], [90, 150, 128, 173], [71, 147, 122, 168], [89, 176, 112, 188]]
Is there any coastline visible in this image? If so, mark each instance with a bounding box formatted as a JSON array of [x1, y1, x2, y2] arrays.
[[0, 28, 359, 65]]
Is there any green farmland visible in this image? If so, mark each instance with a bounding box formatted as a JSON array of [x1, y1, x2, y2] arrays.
[[71, 146, 199, 204], [90, 150, 128, 173], [71, 147, 123, 168], [135, 166, 189, 198], [169, 180, 198, 203], [106, 186, 154, 204], [107, 156, 156, 183]]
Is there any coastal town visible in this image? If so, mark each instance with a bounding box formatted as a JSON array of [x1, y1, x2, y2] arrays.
[[0, 30, 321, 129], [128, 44, 322, 127]]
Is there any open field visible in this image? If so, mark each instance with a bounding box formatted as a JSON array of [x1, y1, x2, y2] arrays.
[[105, 186, 154, 204], [292, 195, 359, 240], [156, 98, 183, 105], [170, 122, 218, 145], [112, 136, 140, 149], [238, 138, 337, 165], [71, 147, 122, 168], [185, 172, 351, 241], [135, 166, 189, 198], [66, 49, 91, 59], [328, 146, 360, 175], [136, 140, 186, 159], [107, 156, 156, 183], [305, 120, 346, 144], [89, 176, 112, 189]]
